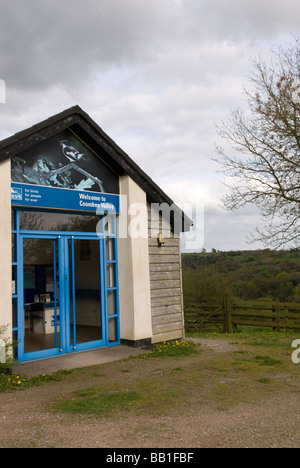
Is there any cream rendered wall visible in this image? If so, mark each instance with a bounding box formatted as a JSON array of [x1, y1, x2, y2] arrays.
[[117, 175, 152, 343], [0, 158, 12, 339]]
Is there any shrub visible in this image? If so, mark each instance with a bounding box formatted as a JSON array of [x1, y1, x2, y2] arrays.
[[0, 325, 19, 375]]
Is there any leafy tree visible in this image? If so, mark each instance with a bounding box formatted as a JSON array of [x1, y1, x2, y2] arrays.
[[0, 325, 18, 374], [294, 284, 300, 302], [182, 265, 231, 306], [215, 38, 300, 248], [182, 249, 300, 303]]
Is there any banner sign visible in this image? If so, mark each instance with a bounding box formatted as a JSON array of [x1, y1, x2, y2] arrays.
[[11, 129, 119, 195], [11, 183, 119, 214]]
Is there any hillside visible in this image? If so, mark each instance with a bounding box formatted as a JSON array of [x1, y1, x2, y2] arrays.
[[182, 249, 300, 304]]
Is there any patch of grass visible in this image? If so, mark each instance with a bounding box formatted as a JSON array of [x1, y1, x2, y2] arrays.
[[163, 391, 178, 398], [92, 371, 105, 378], [55, 379, 183, 416], [235, 328, 300, 346], [56, 387, 143, 414], [73, 385, 105, 397], [258, 377, 272, 383], [232, 353, 282, 372], [254, 355, 282, 366]]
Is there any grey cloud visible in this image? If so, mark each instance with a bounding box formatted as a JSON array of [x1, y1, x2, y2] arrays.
[[186, 0, 300, 41], [1, 0, 300, 250], [2, 0, 299, 92], [1, 0, 169, 89], [201, 203, 265, 251]]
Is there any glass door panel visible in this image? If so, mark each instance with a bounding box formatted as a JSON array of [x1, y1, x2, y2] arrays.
[[108, 317, 118, 344], [105, 233, 119, 344], [106, 263, 115, 288], [23, 237, 60, 354], [18, 221, 119, 361], [107, 290, 117, 316], [69, 238, 102, 349], [106, 237, 115, 260]]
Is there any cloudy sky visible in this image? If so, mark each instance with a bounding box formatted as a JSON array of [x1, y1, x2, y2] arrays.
[[1, 0, 300, 251]]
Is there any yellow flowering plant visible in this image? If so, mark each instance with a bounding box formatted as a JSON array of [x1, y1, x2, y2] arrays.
[[0, 370, 71, 392], [138, 340, 199, 359]]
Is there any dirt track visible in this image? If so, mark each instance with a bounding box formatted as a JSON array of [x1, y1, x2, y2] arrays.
[[0, 337, 299, 448]]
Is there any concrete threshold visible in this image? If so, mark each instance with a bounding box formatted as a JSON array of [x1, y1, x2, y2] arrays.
[[13, 345, 145, 377]]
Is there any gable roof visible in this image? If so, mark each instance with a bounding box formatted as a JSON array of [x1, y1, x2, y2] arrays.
[[0, 105, 192, 232]]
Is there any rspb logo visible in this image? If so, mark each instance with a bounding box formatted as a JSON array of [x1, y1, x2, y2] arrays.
[[11, 187, 23, 201]]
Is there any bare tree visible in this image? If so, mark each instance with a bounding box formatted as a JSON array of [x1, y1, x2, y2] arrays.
[[215, 38, 300, 248]]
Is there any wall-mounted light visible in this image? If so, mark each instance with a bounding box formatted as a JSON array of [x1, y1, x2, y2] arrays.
[[157, 232, 165, 247]]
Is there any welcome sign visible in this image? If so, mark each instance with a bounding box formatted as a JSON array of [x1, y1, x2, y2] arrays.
[[11, 183, 119, 214], [11, 128, 120, 214]]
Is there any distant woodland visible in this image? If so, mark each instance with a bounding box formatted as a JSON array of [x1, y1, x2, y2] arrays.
[[182, 249, 300, 305]]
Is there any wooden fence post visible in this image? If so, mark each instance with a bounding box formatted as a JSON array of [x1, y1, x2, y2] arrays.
[[223, 295, 233, 334], [284, 306, 289, 332], [272, 305, 281, 332]]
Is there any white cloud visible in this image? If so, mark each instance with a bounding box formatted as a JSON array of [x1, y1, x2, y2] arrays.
[[1, 0, 299, 249]]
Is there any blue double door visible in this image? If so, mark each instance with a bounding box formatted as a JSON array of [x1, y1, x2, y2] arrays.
[[21, 233, 110, 361]]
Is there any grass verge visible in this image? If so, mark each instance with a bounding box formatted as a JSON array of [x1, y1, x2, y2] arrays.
[[56, 387, 143, 414], [0, 369, 72, 392]]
